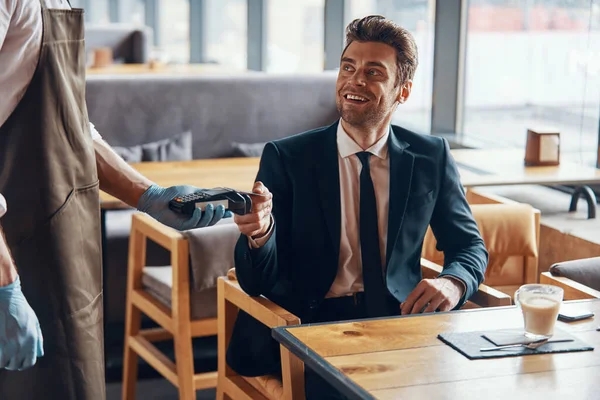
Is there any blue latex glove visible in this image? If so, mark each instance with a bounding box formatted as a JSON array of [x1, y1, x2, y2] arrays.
[[137, 185, 232, 230], [0, 276, 44, 371]]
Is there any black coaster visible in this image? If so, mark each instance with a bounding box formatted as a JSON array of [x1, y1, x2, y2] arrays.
[[438, 328, 594, 360]]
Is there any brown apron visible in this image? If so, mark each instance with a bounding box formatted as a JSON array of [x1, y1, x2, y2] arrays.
[[0, 2, 104, 399]]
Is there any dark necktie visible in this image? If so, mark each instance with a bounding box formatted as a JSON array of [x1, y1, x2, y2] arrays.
[[356, 152, 388, 317]]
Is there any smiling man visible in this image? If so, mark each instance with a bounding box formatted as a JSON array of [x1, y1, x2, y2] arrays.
[[227, 15, 488, 398]]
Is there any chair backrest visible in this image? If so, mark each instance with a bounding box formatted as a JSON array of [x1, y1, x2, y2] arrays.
[[423, 191, 540, 289]]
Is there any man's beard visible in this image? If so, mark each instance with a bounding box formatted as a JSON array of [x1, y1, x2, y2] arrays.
[[336, 100, 385, 128]]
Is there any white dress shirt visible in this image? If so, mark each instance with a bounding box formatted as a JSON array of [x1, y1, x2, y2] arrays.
[[0, 193, 6, 218], [326, 122, 390, 297], [0, 0, 101, 214], [0, 0, 100, 139]]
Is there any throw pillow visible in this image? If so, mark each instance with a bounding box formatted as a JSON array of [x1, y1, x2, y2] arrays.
[[112, 145, 143, 163], [113, 131, 193, 162], [230, 141, 267, 158]]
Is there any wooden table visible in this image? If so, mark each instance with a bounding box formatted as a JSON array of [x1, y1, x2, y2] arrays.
[[455, 148, 600, 188], [273, 299, 600, 399], [86, 63, 247, 76], [455, 148, 600, 219], [99, 158, 261, 209]]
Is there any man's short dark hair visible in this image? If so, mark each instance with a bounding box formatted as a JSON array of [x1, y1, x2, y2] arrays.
[[343, 15, 419, 86]]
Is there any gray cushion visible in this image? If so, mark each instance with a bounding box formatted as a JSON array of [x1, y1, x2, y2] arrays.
[[112, 145, 143, 163], [550, 257, 600, 291], [113, 131, 193, 162], [142, 266, 218, 320], [230, 141, 266, 157]]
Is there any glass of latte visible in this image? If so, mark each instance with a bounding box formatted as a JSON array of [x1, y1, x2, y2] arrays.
[[515, 284, 564, 339]]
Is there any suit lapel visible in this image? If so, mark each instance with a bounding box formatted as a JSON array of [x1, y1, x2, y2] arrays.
[[315, 122, 341, 261], [386, 127, 414, 265]]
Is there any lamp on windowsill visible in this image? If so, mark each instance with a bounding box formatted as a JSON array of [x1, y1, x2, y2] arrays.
[[524, 128, 561, 166]]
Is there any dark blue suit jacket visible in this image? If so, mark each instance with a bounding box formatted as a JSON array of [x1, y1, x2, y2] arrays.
[[227, 122, 488, 376]]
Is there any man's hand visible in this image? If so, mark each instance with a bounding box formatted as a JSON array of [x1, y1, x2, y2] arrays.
[[400, 277, 464, 315], [233, 181, 272, 238], [137, 185, 231, 230], [0, 276, 44, 371]]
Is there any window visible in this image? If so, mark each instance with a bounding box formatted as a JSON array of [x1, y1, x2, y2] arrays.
[[88, 0, 110, 23], [125, 0, 146, 26], [345, 0, 435, 134], [205, 0, 248, 69], [158, 0, 190, 64], [462, 0, 600, 165], [266, 0, 325, 73]]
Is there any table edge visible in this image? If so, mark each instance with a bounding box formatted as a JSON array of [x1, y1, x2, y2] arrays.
[[272, 327, 375, 400]]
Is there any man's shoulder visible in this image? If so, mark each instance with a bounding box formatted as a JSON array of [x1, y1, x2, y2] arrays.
[[267, 122, 337, 155], [390, 124, 446, 155]]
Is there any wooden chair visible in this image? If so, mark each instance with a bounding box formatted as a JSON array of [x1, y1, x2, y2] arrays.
[[540, 257, 600, 300], [423, 188, 541, 298], [122, 213, 222, 400], [540, 272, 600, 300], [216, 259, 511, 400]]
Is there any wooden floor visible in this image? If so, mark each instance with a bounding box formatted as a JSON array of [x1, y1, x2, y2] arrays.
[[106, 379, 216, 400]]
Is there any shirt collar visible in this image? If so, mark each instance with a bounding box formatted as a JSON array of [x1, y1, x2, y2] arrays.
[[336, 119, 390, 160]]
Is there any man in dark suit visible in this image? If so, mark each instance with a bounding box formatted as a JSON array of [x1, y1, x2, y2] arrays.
[[228, 15, 488, 398]]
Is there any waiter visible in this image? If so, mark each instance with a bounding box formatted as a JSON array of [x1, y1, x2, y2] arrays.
[[0, 1, 227, 398]]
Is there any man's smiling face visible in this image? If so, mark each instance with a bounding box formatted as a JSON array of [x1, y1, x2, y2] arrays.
[[336, 40, 404, 128]]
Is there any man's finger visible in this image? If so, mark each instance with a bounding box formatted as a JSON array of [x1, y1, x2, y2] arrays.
[[423, 291, 445, 314], [401, 282, 426, 315], [252, 197, 272, 212], [253, 181, 269, 194], [438, 299, 454, 312], [410, 290, 434, 314]]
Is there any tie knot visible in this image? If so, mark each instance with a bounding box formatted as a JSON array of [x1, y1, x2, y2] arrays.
[[356, 151, 371, 168]]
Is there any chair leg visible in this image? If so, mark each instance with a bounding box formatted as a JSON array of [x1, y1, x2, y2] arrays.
[[122, 219, 146, 400], [216, 385, 230, 400], [174, 332, 195, 400], [122, 304, 142, 399], [281, 346, 305, 400]]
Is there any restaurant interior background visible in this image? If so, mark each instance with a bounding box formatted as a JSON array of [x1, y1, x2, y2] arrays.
[[78, 0, 600, 167], [71, 0, 600, 398]]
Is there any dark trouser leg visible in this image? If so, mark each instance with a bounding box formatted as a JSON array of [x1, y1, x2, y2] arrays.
[[305, 365, 350, 400]]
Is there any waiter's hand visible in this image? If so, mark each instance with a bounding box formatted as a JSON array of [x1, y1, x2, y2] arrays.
[[0, 276, 44, 371], [233, 181, 272, 238], [137, 185, 231, 230], [400, 277, 464, 315]]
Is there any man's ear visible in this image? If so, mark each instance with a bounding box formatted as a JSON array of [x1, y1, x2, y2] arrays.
[[397, 80, 413, 104]]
